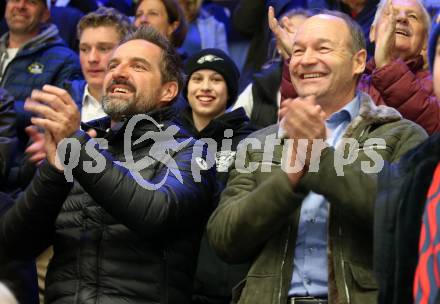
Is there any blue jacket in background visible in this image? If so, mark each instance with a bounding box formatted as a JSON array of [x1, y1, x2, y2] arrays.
[[0, 23, 82, 138], [69, 79, 86, 111], [0, 23, 82, 192]]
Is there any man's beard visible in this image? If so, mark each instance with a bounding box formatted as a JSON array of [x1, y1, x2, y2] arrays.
[[101, 91, 157, 121]]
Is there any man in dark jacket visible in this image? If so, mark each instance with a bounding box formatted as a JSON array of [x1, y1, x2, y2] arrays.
[[0, 26, 216, 304], [374, 19, 440, 304], [0, 0, 81, 191]]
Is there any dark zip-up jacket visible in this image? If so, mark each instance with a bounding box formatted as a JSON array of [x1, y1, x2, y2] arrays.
[[0, 107, 216, 304], [179, 107, 254, 303], [375, 133, 440, 304], [0, 88, 17, 184]]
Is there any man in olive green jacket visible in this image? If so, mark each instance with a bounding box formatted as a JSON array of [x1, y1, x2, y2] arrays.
[[207, 11, 427, 304]]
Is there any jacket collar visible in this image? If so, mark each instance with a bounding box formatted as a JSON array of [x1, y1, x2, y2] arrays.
[[180, 106, 251, 140], [81, 106, 181, 144], [0, 23, 62, 55], [343, 91, 401, 138]]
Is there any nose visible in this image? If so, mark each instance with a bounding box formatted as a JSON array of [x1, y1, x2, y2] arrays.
[[200, 79, 212, 91], [87, 48, 99, 64], [137, 15, 150, 26], [111, 64, 129, 81], [299, 48, 318, 66], [396, 10, 408, 24]]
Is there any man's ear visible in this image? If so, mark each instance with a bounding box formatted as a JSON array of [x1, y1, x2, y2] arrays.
[[352, 49, 367, 76], [369, 24, 376, 43], [158, 81, 179, 107]]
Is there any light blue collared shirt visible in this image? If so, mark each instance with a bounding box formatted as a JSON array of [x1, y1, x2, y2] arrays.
[[288, 94, 361, 297]]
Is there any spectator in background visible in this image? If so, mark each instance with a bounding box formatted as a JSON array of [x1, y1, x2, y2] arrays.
[[49, 5, 84, 51], [207, 11, 427, 304], [73, 6, 133, 122], [374, 19, 440, 304], [360, 0, 440, 134], [178, 0, 228, 58], [233, 0, 306, 91], [232, 7, 311, 129], [0, 1, 85, 52], [179, 48, 253, 304], [134, 0, 188, 49], [0, 0, 81, 192]]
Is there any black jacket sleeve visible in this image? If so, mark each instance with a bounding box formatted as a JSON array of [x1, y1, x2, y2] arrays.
[[0, 88, 17, 182], [0, 162, 72, 259], [70, 130, 217, 239]]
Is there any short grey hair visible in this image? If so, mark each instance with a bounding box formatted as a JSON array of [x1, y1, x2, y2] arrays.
[[372, 0, 431, 33]]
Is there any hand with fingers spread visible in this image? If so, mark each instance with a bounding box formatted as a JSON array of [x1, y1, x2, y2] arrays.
[[268, 6, 294, 59], [374, 0, 397, 68], [279, 96, 327, 184]]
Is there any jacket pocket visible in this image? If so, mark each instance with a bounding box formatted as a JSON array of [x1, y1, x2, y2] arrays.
[[349, 262, 377, 290], [346, 262, 378, 304]]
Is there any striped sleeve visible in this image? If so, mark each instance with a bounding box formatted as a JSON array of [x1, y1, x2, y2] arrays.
[[414, 162, 440, 304]]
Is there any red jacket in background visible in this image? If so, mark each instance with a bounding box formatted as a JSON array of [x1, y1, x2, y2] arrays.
[[280, 56, 440, 135]]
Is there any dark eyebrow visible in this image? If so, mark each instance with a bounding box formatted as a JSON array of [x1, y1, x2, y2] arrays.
[[96, 42, 116, 47]]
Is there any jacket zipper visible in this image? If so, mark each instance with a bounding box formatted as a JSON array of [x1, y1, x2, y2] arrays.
[[279, 225, 291, 304]]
